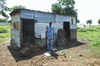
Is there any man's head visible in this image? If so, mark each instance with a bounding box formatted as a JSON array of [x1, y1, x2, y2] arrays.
[[49, 21, 52, 27]]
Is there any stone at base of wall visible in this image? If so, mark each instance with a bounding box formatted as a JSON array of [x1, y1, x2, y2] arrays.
[[70, 38, 77, 42], [10, 39, 20, 50], [35, 39, 55, 47], [57, 39, 67, 46]]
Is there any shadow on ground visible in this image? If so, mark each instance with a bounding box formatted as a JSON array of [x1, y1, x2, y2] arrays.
[[7, 40, 86, 62]]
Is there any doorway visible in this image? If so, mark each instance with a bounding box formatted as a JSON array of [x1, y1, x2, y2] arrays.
[[22, 19, 35, 47], [63, 22, 70, 39]]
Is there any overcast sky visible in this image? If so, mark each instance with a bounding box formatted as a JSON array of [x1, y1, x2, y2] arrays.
[[5, 0, 100, 25]]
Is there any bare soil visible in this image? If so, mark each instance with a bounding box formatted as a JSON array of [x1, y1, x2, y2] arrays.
[[0, 37, 100, 66]]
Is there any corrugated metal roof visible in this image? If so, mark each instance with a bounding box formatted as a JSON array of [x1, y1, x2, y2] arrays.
[[10, 9, 76, 17]]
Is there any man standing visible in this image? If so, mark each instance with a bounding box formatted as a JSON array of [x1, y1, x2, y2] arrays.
[[46, 21, 54, 51]]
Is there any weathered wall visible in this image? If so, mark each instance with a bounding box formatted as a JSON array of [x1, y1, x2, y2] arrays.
[[11, 13, 21, 48], [17, 10, 77, 47], [21, 10, 35, 19], [69, 16, 77, 41], [34, 11, 55, 23], [35, 23, 63, 39], [35, 23, 63, 46], [35, 39, 46, 47], [35, 23, 48, 39], [21, 10, 55, 23], [56, 15, 70, 23], [70, 29, 77, 40], [70, 16, 76, 29], [20, 10, 73, 23]]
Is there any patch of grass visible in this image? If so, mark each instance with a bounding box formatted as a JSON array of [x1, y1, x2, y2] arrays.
[[78, 26, 100, 53], [5, 25, 11, 29], [90, 42, 100, 50], [0, 37, 10, 43], [0, 25, 11, 43], [76, 27, 80, 30], [78, 27, 98, 32], [78, 28, 87, 32], [78, 57, 84, 61], [62, 49, 67, 53], [0, 33, 11, 43], [0, 32, 10, 38], [0, 26, 8, 33], [96, 27, 100, 30], [67, 52, 75, 57], [78, 27, 100, 43], [82, 49, 91, 53]]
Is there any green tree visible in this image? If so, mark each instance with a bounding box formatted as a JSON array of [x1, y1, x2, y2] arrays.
[[52, 3, 62, 14], [51, 0, 77, 16], [10, 5, 25, 12], [5, 5, 25, 23], [58, 0, 75, 8], [77, 19, 80, 24], [86, 20, 92, 26], [98, 19, 100, 24], [0, 0, 10, 19], [0, 18, 8, 22], [0, 0, 25, 22]]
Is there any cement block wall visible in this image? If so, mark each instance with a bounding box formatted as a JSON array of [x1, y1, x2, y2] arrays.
[[11, 13, 21, 48]]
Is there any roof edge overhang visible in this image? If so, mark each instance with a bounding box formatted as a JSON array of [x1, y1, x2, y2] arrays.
[[10, 9, 77, 17]]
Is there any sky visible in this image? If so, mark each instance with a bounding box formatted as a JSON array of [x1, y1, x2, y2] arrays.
[[2, 0, 100, 25]]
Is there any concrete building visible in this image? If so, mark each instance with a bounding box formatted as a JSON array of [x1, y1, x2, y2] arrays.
[[10, 9, 77, 48]]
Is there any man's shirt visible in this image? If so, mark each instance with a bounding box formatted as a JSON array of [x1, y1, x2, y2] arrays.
[[46, 26, 54, 39]]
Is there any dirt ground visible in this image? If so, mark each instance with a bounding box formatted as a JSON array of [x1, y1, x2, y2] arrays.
[[0, 37, 100, 66]]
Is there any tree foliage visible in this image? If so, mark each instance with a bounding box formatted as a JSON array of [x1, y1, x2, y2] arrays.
[[52, 3, 62, 15], [10, 5, 25, 12], [58, 0, 75, 8], [76, 19, 80, 23], [51, 0, 77, 16], [0, 0, 25, 22], [98, 19, 100, 24], [0, 18, 8, 22], [86, 20, 92, 26], [0, 10, 9, 18], [0, 0, 10, 19]]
